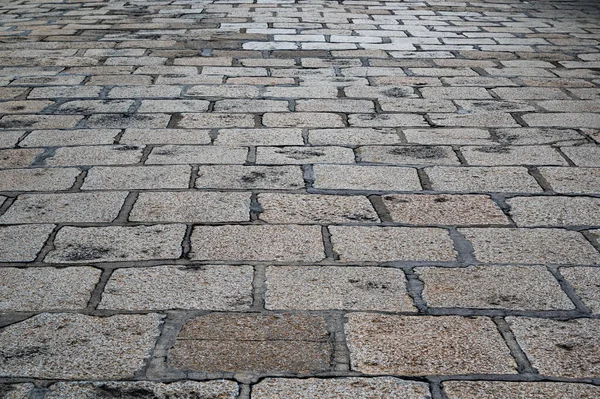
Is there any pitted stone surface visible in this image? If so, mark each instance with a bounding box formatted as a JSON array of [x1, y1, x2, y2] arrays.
[[443, 381, 600, 399]]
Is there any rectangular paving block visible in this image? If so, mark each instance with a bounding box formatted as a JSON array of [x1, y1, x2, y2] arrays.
[[177, 113, 255, 128], [214, 99, 289, 113], [0, 192, 127, 224], [330, 226, 456, 262], [358, 145, 460, 165], [0, 313, 162, 379], [345, 314, 516, 375], [44, 145, 143, 166], [461, 145, 567, 166], [169, 313, 331, 373], [523, 113, 600, 128], [0, 224, 54, 262], [82, 165, 191, 190], [444, 381, 600, 399], [258, 193, 379, 224], [214, 128, 304, 146], [460, 228, 600, 265], [312, 164, 422, 191], [382, 194, 509, 225], [129, 191, 251, 222], [507, 196, 600, 227], [265, 266, 414, 311], [416, 265, 573, 310], [308, 128, 402, 146], [0, 115, 83, 130], [195, 165, 305, 190], [0, 267, 101, 312], [561, 267, 600, 314], [560, 146, 600, 167], [348, 113, 428, 128], [0, 168, 80, 192], [86, 114, 171, 129], [137, 100, 210, 113], [119, 129, 212, 145], [146, 145, 248, 165], [0, 149, 42, 169], [190, 225, 325, 262], [507, 317, 600, 378], [20, 129, 120, 147], [404, 128, 495, 145], [256, 146, 355, 164], [262, 112, 345, 128], [538, 167, 600, 194], [45, 225, 186, 263], [495, 128, 584, 145], [426, 166, 543, 193], [99, 265, 253, 311]]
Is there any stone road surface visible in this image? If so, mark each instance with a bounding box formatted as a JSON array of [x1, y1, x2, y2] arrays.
[[0, 0, 600, 397]]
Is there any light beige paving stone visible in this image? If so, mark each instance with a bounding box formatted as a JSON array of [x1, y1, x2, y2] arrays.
[[137, 100, 210, 113], [348, 113, 429, 128], [508, 196, 600, 227], [0, 313, 162, 379], [0, 384, 34, 399], [0, 100, 53, 114], [345, 314, 516, 375], [214, 128, 303, 146], [146, 145, 247, 165], [0, 149, 42, 168], [55, 100, 134, 114], [0, 131, 24, 149], [195, 165, 304, 190], [107, 85, 182, 98], [82, 165, 190, 190], [523, 113, 600, 128], [262, 112, 345, 128], [429, 112, 520, 128], [427, 166, 543, 193], [0, 224, 54, 262], [0, 192, 127, 224], [358, 145, 459, 165], [0, 168, 79, 192], [169, 313, 330, 374], [443, 381, 600, 399], [256, 146, 355, 165], [309, 128, 402, 145], [404, 128, 494, 145], [495, 128, 584, 145], [379, 99, 456, 113], [560, 146, 600, 167], [259, 194, 378, 224], [120, 129, 211, 145], [20, 129, 120, 147], [296, 99, 374, 113], [28, 86, 102, 99], [214, 99, 289, 113], [253, 377, 430, 399], [461, 145, 567, 166], [330, 226, 456, 262], [45, 145, 143, 166], [383, 194, 509, 225], [45, 381, 238, 399], [266, 266, 414, 311], [313, 164, 421, 191], [454, 100, 538, 115], [99, 265, 253, 311], [460, 228, 600, 265], [417, 265, 573, 310], [190, 225, 324, 262], [420, 87, 492, 99], [185, 84, 260, 98], [493, 87, 570, 100], [561, 267, 600, 314], [0, 267, 100, 311], [86, 113, 170, 129], [0, 88, 28, 101], [539, 167, 600, 194], [45, 225, 186, 263], [130, 191, 251, 222], [508, 317, 600, 378], [177, 113, 255, 128]]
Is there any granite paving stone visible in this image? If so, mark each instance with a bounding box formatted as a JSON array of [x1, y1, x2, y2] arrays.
[[461, 145, 568, 166], [427, 166, 543, 193], [560, 267, 600, 314], [443, 381, 600, 399], [82, 165, 191, 190], [20, 129, 120, 147], [256, 146, 355, 165], [0, 168, 80, 192], [508, 196, 600, 227], [0, 224, 54, 262], [195, 165, 304, 190], [538, 167, 600, 194], [44, 145, 143, 166], [0, 384, 34, 399], [146, 145, 248, 165], [312, 164, 422, 191], [358, 145, 460, 165]]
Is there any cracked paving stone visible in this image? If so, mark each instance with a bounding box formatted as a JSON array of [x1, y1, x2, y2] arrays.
[[0, 224, 54, 262], [45, 381, 239, 399], [0, 192, 127, 224], [416, 265, 574, 310], [443, 381, 600, 399], [99, 265, 253, 311], [195, 165, 304, 190], [508, 317, 600, 378], [169, 313, 331, 374], [346, 314, 516, 375], [259, 193, 379, 224], [129, 191, 251, 223], [45, 225, 186, 263], [0, 267, 101, 312], [560, 267, 600, 314], [252, 377, 431, 399], [265, 266, 415, 311], [507, 196, 600, 227], [190, 225, 324, 262], [0, 313, 163, 379], [382, 194, 509, 225], [330, 226, 456, 262]]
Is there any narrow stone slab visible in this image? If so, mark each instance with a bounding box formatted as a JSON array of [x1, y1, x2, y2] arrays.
[[358, 145, 460, 165], [538, 167, 600, 194], [313, 164, 422, 191], [346, 314, 516, 375], [99, 265, 253, 311], [0, 224, 54, 262], [461, 145, 567, 166], [0, 313, 162, 379], [195, 165, 304, 190], [561, 267, 600, 314], [44, 145, 143, 166], [444, 381, 600, 399], [146, 145, 248, 165], [82, 165, 191, 190], [330, 226, 456, 262], [427, 166, 543, 193], [169, 313, 331, 373], [0, 168, 80, 192], [45, 381, 238, 399], [417, 265, 574, 310], [0, 192, 127, 224], [130, 192, 251, 222], [190, 225, 324, 262], [259, 193, 379, 224], [214, 128, 303, 146], [253, 377, 430, 399], [0, 267, 100, 312], [45, 225, 186, 263], [460, 228, 600, 265], [120, 129, 211, 145], [256, 146, 355, 164], [266, 266, 414, 311], [0, 149, 42, 168], [508, 196, 600, 227], [508, 317, 600, 378]]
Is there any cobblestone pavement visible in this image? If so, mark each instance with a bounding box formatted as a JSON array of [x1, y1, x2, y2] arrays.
[[1, 0, 600, 397]]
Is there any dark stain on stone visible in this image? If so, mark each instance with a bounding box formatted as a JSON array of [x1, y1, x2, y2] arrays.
[[60, 245, 112, 261], [94, 386, 158, 398], [475, 146, 511, 154], [384, 87, 412, 98], [389, 146, 446, 159], [0, 385, 16, 397], [1, 346, 47, 360], [59, 107, 93, 114], [0, 120, 35, 128], [434, 197, 449, 203], [114, 145, 140, 151], [556, 343, 576, 351], [9, 105, 26, 111], [276, 149, 324, 159], [241, 171, 266, 183], [346, 213, 378, 222]]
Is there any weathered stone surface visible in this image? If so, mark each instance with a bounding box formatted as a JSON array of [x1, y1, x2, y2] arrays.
[[44, 145, 143, 166], [358, 145, 460, 165], [0, 313, 163, 379], [169, 313, 331, 373], [561, 267, 600, 314], [508, 196, 600, 227], [82, 165, 191, 190], [256, 146, 355, 164], [195, 165, 304, 190], [0, 168, 80, 191], [461, 145, 567, 166], [253, 378, 431, 399], [508, 317, 600, 378], [146, 145, 248, 165], [0, 384, 34, 399], [539, 167, 600, 194], [312, 164, 421, 191], [417, 265, 574, 310], [427, 166, 543, 193], [99, 265, 253, 311], [346, 314, 516, 375], [443, 381, 600, 399], [0, 267, 100, 311], [0, 224, 54, 262]]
